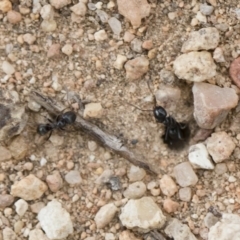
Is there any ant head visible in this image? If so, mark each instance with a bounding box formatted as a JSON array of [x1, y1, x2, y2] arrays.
[[37, 124, 52, 135], [154, 106, 167, 123]]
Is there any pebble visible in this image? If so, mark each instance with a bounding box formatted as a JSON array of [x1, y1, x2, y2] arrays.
[[125, 56, 149, 80], [119, 197, 166, 232], [49, 0, 71, 9], [94, 203, 118, 228], [173, 51, 216, 82], [213, 47, 225, 62], [0, 0, 12, 12], [29, 229, 49, 240], [200, 4, 214, 15], [0, 194, 14, 208], [30, 202, 45, 213], [165, 218, 197, 240], [192, 83, 238, 129], [123, 181, 146, 199], [95, 169, 114, 184], [41, 19, 57, 32], [208, 213, 240, 240], [96, 10, 109, 23], [188, 143, 214, 169], [206, 132, 236, 163], [181, 27, 219, 52], [70, 2, 87, 16], [123, 31, 135, 42], [3, 227, 17, 240], [61, 44, 73, 56], [11, 174, 48, 200], [40, 4, 54, 20], [8, 136, 28, 160], [174, 162, 198, 187], [142, 40, 153, 50], [83, 102, 103, 118], [23, 33, 36, 45], [14, 220, 24, 234], [65, 170, 82, 185], [28, 100, 41, 112], [2, 61, 15, 75], [214, 163, 227, 175], [108, 17, 122, 35], [229, 57, 240, 88], [94, 30, 108, 41], [215, 23, 229, 32], [7, 10, 22, 24], [14, 199, 28, 216], [117, 0, 151, 28], [228, 176, 237, 183], [105, 233, 115, 240], [46, 171, 63, 192], [38, 200, 73, 239], [47, 43, 61, 58], [0, 146, 11, 162], [131, 38, 143, 53], [159, 175, 178, 197], [113, 54, 127, 70], [119, 230, 141, 240], [88, 141, 98, 151], [204, 213, 219, 228], [127, 165, 146, 182], [179, 187, 192, 202], [159, 69, 175, 84], [196, 11, 207, 23], [163, 198, 180, 213]]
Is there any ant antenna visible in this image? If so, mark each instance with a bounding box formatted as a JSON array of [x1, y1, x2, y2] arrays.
[[124, 101, 152, 112], [147, 80, 157, 107]]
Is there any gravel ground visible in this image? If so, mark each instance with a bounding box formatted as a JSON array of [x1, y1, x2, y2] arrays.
[[1, 0, 240, 240]]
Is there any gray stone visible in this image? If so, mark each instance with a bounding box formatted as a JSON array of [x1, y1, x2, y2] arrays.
[[173, 52, 216, 82], [14, 199, 28, 216], [165, 218, 197, 240], [200, 4, 214, 15], [179, 187, 192, 202], [127, 165, 146, 182], [65, 170, 82, 185], [131, 38, 143, 53], [213, 47, 225, 62], [188, 143, 214, 169], [159, 69, 175, 84], [204, 212, 219, 228], [173, 162, 198, 187], [192, 83, 238, 129], [123, 181, 146, 199], [108, 17, 122, 35], [119, 197, 166, 232], [214, 163, 227, 175], [96, 10, 109, 23], [0, 194, 14, 208], [95, 169, 114, 185], [29, 229, 50, 240]]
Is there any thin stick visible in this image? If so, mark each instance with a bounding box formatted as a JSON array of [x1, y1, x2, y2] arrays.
[[30, 91, 157, 174]]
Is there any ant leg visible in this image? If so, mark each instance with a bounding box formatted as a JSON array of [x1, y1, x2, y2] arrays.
[[46, 130, 53, 140]]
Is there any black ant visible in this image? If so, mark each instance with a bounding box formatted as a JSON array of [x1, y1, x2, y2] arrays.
[[128, 82, 190, 149], [37, 111, 76, 139]]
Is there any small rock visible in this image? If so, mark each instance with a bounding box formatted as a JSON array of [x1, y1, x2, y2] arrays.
[[96, 10, 109, 23], [159, 69, 175, 84], [229, 57, 240, 88], [28, 100, 41, 112], [94, 30, 108, 41], [165, 218, 197, 240], [0, 146, 11, 162], [208, 213, 240, 240], [11, 174, 48, 200], [0, 194, 14, 208], [47, 44, 61, 58], [7, 10, 22, 24], [105, 233, 115, 240], [14, 199, 28, 216], [23, 34, 36, 45], [38, 200, 73, 239], [2, 61, 15, 75], [174, 162, 198, 187], [179, 187, 192, 202], [29, 229, 49, 240], [181, 27, 219, 52], [173, 51, 216, 82], [163, 198, 180, 213], [204, 212, 219, 228], [206, 132, 236, 163], [159, 175, 178, 197], [94, 203, 118, 228], [123, 31, 135, 42], [200, 4, 214, 15], [30, 202, 45, 213], [2, 227, 17, 240], [119, 230, 141, 240], [65, 170, 82, 185], [123, 181, 146, 199], [83, 102, 103, 118], [148, 48, 157, 59], [113, 54, 127, 70], [117, 0, 151, 28], [127, 165, 146, 182], [0, 0, 12, 12], [61, 44, 73, 56], [215, 23, 229, 32], [142, 40, 153, 50], [131, 38, 143, 53], [41, 19, 57, 32], [70, 2, 87, 16], [214, 163, 227, 175], [213, 47, 225, 62], [188, 143, 214, 169], [196, 11, 207, 23], [107, 176, 121, 191], [88, 141, 98, 151], [49, 0, 71, 9], [108, 17, 122, 35], [119, 197, 166, 232], [192, 82, 238, 129], [8, 136, 28, 160], [40, 4, 54, 20], [125, 56, 149, 80], [95, 169, 114, 185], [46, 171, 63, 192]]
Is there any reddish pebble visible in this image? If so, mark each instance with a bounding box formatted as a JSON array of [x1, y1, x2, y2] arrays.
[[47, 44, 61, 58], [7, 10, 22, 24], [230, 57, 240, 88]]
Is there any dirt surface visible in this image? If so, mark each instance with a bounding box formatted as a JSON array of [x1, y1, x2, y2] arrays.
[[1, 0, 240, 239]]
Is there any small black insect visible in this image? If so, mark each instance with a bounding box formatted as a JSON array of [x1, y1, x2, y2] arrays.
[[37, 111, 76, 139]]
